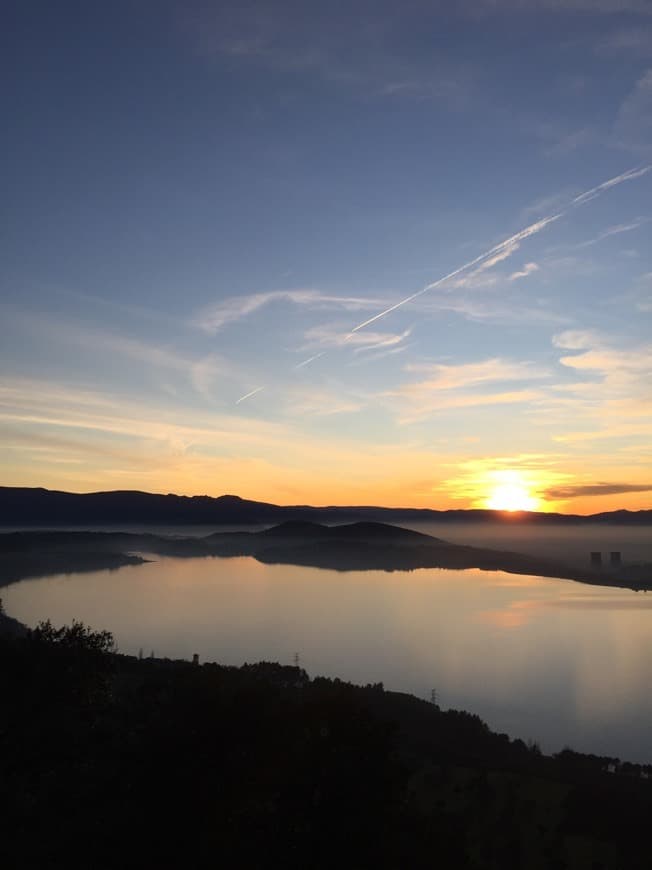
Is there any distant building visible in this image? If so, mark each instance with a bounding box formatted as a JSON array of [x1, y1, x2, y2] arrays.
[[590, 551, 602, 568], [192, 653, 199, 666]]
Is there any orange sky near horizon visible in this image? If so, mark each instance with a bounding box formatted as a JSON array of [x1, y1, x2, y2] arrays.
[[3, 3, 652, 526], [3, 447, 650, 516]]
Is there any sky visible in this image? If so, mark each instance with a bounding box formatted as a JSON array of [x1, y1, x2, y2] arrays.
[[1, 0, 652, 513]]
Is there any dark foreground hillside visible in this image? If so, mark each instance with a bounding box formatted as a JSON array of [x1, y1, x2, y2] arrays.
[[1, 622, 651, 869]]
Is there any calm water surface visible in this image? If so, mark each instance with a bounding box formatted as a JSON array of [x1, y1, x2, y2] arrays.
[[4, 556, 652, 762]]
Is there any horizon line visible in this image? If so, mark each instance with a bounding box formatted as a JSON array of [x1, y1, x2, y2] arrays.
[[0, 484, 649, 519]]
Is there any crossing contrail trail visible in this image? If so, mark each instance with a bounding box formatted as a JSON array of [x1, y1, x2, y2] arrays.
[[346, 164, 651, 336], [235, 164, 651, 402]]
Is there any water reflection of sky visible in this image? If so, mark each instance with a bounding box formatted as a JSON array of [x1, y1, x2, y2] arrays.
[[4, 557, 651, 763]]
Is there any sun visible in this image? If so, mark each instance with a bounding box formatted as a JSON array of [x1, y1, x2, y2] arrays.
[[485, 471, 540, 512]]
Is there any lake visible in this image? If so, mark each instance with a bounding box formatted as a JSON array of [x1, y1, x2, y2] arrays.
[[3, 554, 652, 763]]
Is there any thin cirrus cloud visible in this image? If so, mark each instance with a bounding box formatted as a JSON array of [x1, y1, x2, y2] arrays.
[[233, 164, 650, 404], [508, 262, 540, 281], [2, 305, 262, 406], [383, 357, 550, 423], [0, 377, 294, 454], [194, 289, 385, 334], [184, 3, 476, 105], [552, 330, 652, 406], [347, 165, 651, 338], [0, 375, 457, 503], [416, 293, 567, 325], [300, 323, 412, 353], [554, 330, 652, 377], [573, 217, 649, 249], [402, 357, 550, 392], [1, 305, 190, 375], [346, 214, 562, 336], [354, 328, 413, 354], [552, 329, 602, 351], [615, 68, 652, 145], [531, 329, 652, 445], [282, 386, 368, 417]]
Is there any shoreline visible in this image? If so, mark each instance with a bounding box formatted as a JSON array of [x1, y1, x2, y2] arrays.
[[1, 523, 650, 593]]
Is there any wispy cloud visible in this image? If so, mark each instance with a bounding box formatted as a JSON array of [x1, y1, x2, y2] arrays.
[[574, 217, 649, 248], [346, 165, 651, 336], [195, 289, 385, 334], [418, 295, 567, 325], [0, 376, 459, 505], [300, 323, 411, 352], [201, 165, 650, 407], [616, 69, 652, 148], [571, 165, 652, 207], [183, 3, 476, 105], [556, 336, 652, 377], [520, 190, 571, 221], [384, 357, 550, 423], [282, 386, 367, 417], [234, 314, 405, 401], [539, 126, 596, 157], [595, 27, 652, 56], [509, 262, 540, 281], [0, 378, 288, 452], [536, 330, 652, 445], [354, 328, 413, 354], [347, 213, 562, 335], [402, 358, 549, 391], [1, 304, 193, 375], [0, 305, 267, 409], [552, 330, 602, 351]]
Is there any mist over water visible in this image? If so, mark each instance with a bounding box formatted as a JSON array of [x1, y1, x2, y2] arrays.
[[2, 522, 650, 564], [4, 551, 651, 763], [404, 523, 652, 566]]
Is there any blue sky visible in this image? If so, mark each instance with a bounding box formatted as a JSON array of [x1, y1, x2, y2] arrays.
[[1, 0, 651, 510]]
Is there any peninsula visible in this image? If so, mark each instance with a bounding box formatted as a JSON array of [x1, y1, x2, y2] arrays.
[[2, 521, 650, 591]]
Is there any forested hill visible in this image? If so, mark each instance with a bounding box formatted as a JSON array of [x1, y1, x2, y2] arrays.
[[1, 622, 651, 869], [1, 486, 650, 526]]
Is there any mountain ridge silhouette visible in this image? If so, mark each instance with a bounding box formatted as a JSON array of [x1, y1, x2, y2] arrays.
[[1, 486, 650, 526]]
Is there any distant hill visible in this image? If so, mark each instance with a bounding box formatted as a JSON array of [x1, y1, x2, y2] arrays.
[[0, 486, 650, 527], [2, 521, 650, 591]]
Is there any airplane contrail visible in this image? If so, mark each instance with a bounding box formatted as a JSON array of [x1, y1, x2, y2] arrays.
[[294, 351, 326, 370], [347, 164, 651, 336], [347, 215, 561, 334], [570, 164, 651, 208], [235, 164, 651, 402], [235, 386, 265, 404]]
